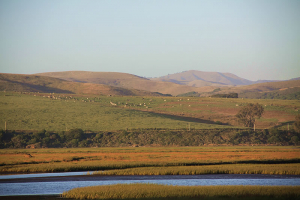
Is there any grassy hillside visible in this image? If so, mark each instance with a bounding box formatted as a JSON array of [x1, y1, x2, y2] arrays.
[[0, 73, 74, 93], [239, 79, 300, 91], [239, 87, 300, 100], [0, 73, 167, 96], [37, 71, 214, 96]]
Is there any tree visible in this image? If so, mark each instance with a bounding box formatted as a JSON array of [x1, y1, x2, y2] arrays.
[[236, 103, 264, 128], [294, 114, 300, 133]]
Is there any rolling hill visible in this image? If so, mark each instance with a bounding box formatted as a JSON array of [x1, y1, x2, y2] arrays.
[[150, 70, 300, 99], [0, 73, 168, 96], [1, 71, 299, 98], [206, 79, 300, 99], [36, 71, 300, 98], [36, 71, 214, 96]]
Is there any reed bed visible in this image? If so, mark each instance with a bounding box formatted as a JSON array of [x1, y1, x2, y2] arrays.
[[1, 159, 299, 174], [1, 147, 300, 174], [95, 163, 300, 176], [62, 184, 300, 199]]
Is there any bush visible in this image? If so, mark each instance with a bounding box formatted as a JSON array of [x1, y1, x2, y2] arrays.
[[290, 136, 299, 145], [65, 129, 84, 141], [268, 136, 281, 144]]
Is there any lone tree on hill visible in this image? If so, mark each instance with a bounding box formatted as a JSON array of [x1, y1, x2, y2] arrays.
[[236, 103, 264, 128]]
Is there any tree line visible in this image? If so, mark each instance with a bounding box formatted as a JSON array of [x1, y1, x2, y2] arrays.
[[0, 127, 299, 149], [211, 93, 238, 98]]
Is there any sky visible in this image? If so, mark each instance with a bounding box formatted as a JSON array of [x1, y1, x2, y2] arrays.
[[0, 0, 299, 81]]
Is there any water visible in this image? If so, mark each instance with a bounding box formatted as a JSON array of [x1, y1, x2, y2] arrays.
[[0, 171, 92, 179], [0, 172, 299, 196]]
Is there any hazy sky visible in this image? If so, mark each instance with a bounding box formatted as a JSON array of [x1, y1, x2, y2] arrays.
[[0, 0, 299, 81]]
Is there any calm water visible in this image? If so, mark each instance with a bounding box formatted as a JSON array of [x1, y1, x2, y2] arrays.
[[0, 171, 92, 179], [0, 172, 300, 196]]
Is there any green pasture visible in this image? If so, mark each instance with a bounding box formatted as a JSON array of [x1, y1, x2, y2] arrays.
[[0, 92, 230, 131]]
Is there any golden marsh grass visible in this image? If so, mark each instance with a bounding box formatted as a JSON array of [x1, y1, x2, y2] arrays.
[[0, 147, 299, 174], [62, 184, 300, 199]]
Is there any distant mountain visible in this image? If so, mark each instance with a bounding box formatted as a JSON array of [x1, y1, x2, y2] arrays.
[[252, 80, 279, 84], [151, 70, 254, 87], [36, 71, 212, 96], [0, 73, 167, 96], [290, 77, 300, 81]]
